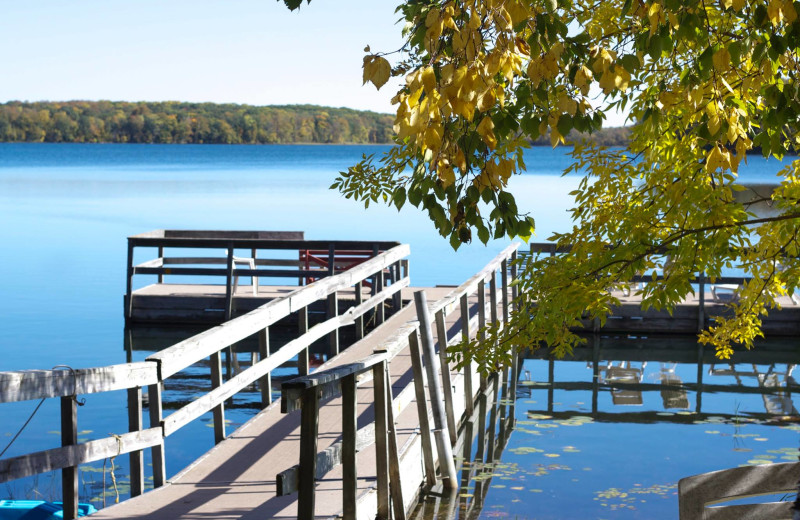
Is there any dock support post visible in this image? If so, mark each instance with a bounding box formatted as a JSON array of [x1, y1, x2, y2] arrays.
[[258, 327, 272, 406], [487, 375, 500, 464], [434, 309, 457, 446], [125, 240, 134, 321], [460, 294, 475, 416], [298, 307, 309, 376], [61, 396, 78, 520], [414, 291, 458, 490], [148, 382, 166, 488], [210, 351, 226, 443], [373, 361, 391, 520], [354, 281, 364, 339], [298, 386, 320, 520], [224, 245, 234, 321], [408, 330, 436, 487], [342, 373, 358, 520], [127, 386, 144, 497]]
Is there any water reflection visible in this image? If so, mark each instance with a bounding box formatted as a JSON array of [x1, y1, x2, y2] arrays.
[[414, 335, 800, 519]]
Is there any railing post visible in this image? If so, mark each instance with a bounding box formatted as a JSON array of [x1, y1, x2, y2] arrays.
[[148, 382, 166, 487], [478, 279, 487, 390], [210, 351, 226, 443], [125, 240, 134, 321], [298, 306, 309, 376], [698, 272, 705, 333], [157, 245, 164, 284], [354, 281, 364, 339], [376, 268, 385, 325], [298, 386, 320, 520], [328, 291, 339, 356], [342, 374, 358, 520], [434, 309, 457, 446], [60, 396, 78, 520], [489, 272, 498, 326], [224, 245, 234, 320], [414, 291, 458, 490], [373, 360, 390, 519], [501, 259, 509, 324], [383, 365, 407, 520], [127, 386, 144, 497], [408, 330, 436, 487], [392, 261, 403, 311], [258, 327, 272, 406], [511, 250, 519, 312], [460, 294, 475, 415]]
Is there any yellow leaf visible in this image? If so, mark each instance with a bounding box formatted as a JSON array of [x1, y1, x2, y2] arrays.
[[768, 0, 783, 25], [574, 66, 593, 96], [364, 56, 391, 90], [477, 89, 496, 113], [706, 145, 731, 172], [476, 116, 497, 149], [713, 47, 731, 72], [421, 66, 436, 94]]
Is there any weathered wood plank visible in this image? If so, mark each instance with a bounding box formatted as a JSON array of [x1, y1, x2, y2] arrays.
[[127, 387, 144, 497], [0, 363, 158, 403], [0, 428, 162, 484], [61, 396, 78, 520], [281, 353, 389, 414], [341, 373, 357, 520], [298, 386, 320, 520]]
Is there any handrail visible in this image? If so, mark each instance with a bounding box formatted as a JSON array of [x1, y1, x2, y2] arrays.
[[125, 231, 404, 322], [0, 363, 158, 404], [147, 244, 409, 379], [278, 244, 521, 520], [0, 242, 412, 520]]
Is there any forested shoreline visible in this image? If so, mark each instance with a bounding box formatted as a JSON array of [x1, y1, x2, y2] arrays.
[[0, 101, 395, 144], [0, 100, 633, 147]]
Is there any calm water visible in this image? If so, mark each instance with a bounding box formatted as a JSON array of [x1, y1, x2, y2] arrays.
[[0, 143, 795, 515]]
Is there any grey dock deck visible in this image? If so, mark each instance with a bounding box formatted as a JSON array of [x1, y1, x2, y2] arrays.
[[129, 284, 370, 324], [594, 290, 800, 335], [93, 286, 458, 520]]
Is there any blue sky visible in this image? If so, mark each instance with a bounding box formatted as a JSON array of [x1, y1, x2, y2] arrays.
[[0, 1, 405, 113], [0, 2, 628, 125]]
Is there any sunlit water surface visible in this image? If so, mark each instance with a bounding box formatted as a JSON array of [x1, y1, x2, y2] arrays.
[[0, 143, 794, 515]]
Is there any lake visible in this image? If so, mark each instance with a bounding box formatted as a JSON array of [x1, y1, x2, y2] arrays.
[[0, 143, 796, 516]]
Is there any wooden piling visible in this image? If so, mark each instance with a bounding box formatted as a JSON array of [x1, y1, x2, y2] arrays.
[[414, 291, 458, 490], [60, 396, 78, 520]]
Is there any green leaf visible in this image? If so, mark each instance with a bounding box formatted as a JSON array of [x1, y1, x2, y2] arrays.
[[281, 0, 304, 10], [392, 187, 406, 211]]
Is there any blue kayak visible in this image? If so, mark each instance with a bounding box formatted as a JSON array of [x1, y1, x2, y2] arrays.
[[0, 501, 97, 520]]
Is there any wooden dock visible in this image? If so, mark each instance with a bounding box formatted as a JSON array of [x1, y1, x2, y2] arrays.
[[125, 230, 407, 325], [1, 237, 521, 520], [6, 233, 800, 520]]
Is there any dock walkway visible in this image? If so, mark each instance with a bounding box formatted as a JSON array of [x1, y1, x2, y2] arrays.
[[93, 286, 458, 520]]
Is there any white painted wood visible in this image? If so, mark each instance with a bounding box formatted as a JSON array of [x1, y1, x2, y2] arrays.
[[0, 428, 162, 483], [0, 363, 159, 403]]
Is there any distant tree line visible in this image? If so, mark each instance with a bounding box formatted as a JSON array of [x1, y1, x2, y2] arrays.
[[0, 101, 395, 144], [532, 126, 633, 147]]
